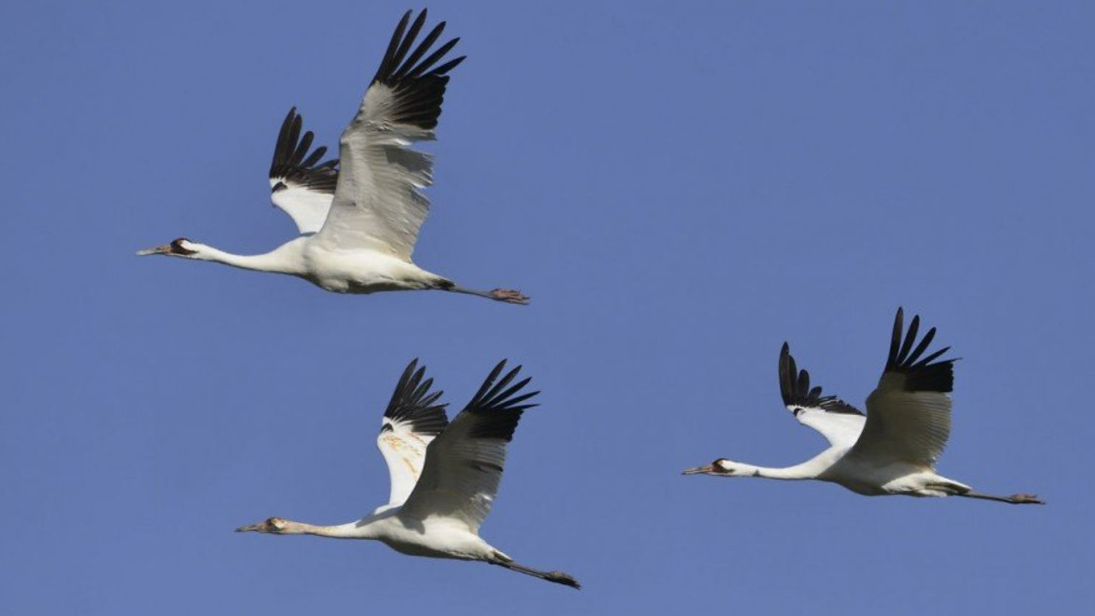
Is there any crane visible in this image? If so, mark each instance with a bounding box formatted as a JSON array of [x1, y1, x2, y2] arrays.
[[236, 359, 580, 589], [138, 10, 528, 304], [684, 308, 1044, 505]]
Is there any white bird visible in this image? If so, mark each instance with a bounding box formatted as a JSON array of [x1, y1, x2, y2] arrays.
[[236, 359, 580, 589], [137, 10, 528, 305], [684, 308, 1043, 505]]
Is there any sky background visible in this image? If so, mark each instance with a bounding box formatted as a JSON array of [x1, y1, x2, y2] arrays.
[[1, 0, 1092, 614]]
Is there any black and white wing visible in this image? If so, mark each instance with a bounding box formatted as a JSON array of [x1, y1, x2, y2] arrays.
[[400, 360, 538, 532], [269, 108, 339, 234], [312, 9, 465, 260], [376, 359, 449, 512], [848, 308, 955, 468], [779, 343, 865, 448]]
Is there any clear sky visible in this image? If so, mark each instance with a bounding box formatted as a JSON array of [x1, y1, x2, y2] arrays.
[[2, 0, 1092, 614]]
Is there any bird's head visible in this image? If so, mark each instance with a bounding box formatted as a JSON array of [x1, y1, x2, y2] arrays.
[[683, 458, 748, 477], [235, 517, 302, 535], [136, 237, 202, 259]]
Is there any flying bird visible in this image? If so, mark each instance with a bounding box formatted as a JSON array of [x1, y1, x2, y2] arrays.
[[137, 10, 528, 304], [684, 308, 1043, 505], [236, 359, 580, 589]]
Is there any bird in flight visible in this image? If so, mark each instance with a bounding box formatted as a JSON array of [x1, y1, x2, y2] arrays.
[[138, 10, 528, 304], [684, 308, 1043, 505], [236, 359, 580, 589]]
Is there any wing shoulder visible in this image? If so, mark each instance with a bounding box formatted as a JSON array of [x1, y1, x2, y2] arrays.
[[853, 308, 955, 466], [778, 343, 864, 448], [316, 9, 466, 258], [400, 360, 538, 531], [376, 359, 449, 508], [269, 108, 339, 234]]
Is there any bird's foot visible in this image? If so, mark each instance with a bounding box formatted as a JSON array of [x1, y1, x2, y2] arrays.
[[1009, 493, 1045, 505], [545, 571, 581, 589], [491, 288, 529, 305]]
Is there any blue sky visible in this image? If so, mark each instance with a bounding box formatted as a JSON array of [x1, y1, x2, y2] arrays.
[[2, 0, 1092, 613]]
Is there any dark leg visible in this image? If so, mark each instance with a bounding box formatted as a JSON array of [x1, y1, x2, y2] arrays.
[[489, 560, 581, 589], [957, 491, 1045, 505], [446, 285, 529, 305]]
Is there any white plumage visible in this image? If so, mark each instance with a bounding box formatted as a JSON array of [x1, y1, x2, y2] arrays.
[[138, 10, 528, 304], [236, 359, 580, 589], [684, 308, 1044, 505]]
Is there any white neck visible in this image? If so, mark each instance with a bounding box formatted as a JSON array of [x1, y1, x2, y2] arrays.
[[733, 459, 826, 480], [282, 518, 383, 540], [189, 240, 306, 276]]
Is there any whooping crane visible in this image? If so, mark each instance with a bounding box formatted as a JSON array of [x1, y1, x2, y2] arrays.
[[684, 308, 1044, 505], [137, 10, 528, 305], [236, 359, 580, 589]]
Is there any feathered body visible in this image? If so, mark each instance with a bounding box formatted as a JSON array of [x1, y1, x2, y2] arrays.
[[237, 358, 579, 589], [685, 308, 1042, 505], [138, 9, 527, 304]]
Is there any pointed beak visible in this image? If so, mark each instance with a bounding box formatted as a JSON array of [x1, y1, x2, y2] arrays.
[[683, 464, 716, 476], [235, 523, 263, 533], [136, 244, 171, 256]]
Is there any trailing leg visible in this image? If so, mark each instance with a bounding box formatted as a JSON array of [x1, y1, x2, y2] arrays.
[[957, 490, 1044, 505], [488, 555, 580, 589], [443, 283, 529, 304]]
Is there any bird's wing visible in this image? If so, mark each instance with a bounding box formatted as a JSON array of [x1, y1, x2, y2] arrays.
[[778, 343, 865, 448], [376, 359, 449, 510], [268, 108, 339, 235], [847, 308, 955, 468], [400, 361, 538, 532], [311, 9, 465, 260]]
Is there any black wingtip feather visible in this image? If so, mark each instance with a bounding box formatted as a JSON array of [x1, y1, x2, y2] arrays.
[[383, 359, 449, 436], [269, 108, 338, 193], [778, 343, 863, 416], [464, 360, 540, 442], [369, 9, 463, 130], [393, 20, 445, 81], [883, 308, 955, 393]]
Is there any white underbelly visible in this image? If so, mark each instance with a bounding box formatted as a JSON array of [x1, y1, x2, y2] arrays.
[[373, 515, 492, 561], [301, 247, 443, 294], [823, 458, 931, 496]]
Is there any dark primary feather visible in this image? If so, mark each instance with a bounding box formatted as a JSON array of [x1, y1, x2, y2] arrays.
[[269, 108, 338, 193], [883, 307, 955, 393], [370, 9, 466, 130], [779, 343, 863, 416], [383, 359, 449, 436], [462, 360, 540, 442]]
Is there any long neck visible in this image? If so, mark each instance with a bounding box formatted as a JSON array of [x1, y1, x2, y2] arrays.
[[282, 519, 382, 540], [191, 241, 305, 275], [736, 460, 824, 480]]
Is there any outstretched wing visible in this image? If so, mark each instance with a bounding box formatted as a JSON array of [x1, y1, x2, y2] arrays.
[[848, 308, 955, 468], [313, 9, 465, 260], [400, 360, 539, 532], [778, 343, 865, 448], [269, 108, 339, 234], [376, 359, 449, 511]]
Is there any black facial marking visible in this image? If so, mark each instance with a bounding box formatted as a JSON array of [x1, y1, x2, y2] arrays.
[[170, 238, 197, 256], [272, 181, 288, 193]]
